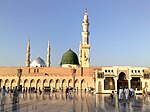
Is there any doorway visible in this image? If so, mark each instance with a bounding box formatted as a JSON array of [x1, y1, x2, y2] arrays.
[[117, 72, 128, 92]]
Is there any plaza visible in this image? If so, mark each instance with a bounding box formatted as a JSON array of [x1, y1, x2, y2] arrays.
[[1, 91, 150, 112]]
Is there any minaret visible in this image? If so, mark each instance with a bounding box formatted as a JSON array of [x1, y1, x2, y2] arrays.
[[46, 40, 51, 67], [25, 39, 30, 67], [82, 9, 90, 45], [79, 9, 90, 67]]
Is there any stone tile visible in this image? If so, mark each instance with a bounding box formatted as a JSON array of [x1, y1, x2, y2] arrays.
[[1, 92, 150, 112]]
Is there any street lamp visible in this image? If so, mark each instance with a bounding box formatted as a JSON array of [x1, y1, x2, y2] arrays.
[[71, 68, 76, 112], [17, 67, 22, 91], [71, 68, 76, 91]]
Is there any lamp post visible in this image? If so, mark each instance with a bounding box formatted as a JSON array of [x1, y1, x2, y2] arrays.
[[71, 68, 76, 91], [17, 67, 22, 92], [71, 68, 76, 112]]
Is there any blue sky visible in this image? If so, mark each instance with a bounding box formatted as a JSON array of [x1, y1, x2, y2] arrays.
[[0, 0, 150, 67]]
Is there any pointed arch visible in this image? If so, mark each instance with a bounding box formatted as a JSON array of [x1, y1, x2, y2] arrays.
[[68, 79, 72, 87], [24, 79, 29, 83], [11, 79, 17, 89], [55, 79, 60, 89], [5, 79, 10, 88], [117, 72, 127, 91], [24, 79, 29, 88], [75, 79, 79, 90], [49, 79, 54, 88], [118, 72, 126, 80], [37, 79, 41, 89], [75, 79, 79, 83], [62, 79, 67, 90], [81, 79, 86, 90], [30, 79, 35, 87], [62, 79, 66, 83], [30, 79, 35, 92], [43, 79, 48, 88]]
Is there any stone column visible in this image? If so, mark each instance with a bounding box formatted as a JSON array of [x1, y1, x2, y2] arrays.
[[128, 78, 131, 89], [114, 77, 118, 92]]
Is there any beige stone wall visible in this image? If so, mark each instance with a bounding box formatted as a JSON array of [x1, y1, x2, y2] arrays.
[[1, 66, 149, 94], [0, 67, 18, 76], [95, 66, 150, 93], [0, 66, 94, 91]]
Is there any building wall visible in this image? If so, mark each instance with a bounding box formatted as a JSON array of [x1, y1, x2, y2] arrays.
[[1, 66, 150, 94], [0, 66, 94, 91], [95, 66, 150, 94]]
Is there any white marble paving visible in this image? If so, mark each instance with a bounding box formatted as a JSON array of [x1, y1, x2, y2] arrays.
[[0, 92, 150, 112]]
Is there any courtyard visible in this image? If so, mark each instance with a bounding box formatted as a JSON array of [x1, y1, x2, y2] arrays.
[[0, 91, 150, 112]]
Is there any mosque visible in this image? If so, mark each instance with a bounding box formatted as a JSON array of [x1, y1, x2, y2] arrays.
[[0, 10, 150, 94]]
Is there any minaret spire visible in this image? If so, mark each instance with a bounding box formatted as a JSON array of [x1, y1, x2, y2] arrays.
[[46, 40, 51, 67], [79, 9, 90, 67], [82, 9, 89, 44], [25, 38, 30, 67]]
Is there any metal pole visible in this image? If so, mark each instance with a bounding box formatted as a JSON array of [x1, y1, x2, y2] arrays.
[[17, 68, 22, 92], [72, 68, 76, 91], [18, 76, 20, 91], [73, 73, 75, 91]]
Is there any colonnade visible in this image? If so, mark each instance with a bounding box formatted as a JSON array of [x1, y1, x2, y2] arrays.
[[0, 78, 88, 91]]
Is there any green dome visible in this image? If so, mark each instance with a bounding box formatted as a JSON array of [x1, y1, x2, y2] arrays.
[[60, 49, 79, 65]]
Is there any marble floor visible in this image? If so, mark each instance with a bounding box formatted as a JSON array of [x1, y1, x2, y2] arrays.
[[0, 91, 150, 112]]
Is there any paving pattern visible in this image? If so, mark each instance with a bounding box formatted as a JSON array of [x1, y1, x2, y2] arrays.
[[0, 91, 150, 112]]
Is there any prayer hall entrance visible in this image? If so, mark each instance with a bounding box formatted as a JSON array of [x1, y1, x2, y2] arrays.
[[117, 72, 128, 92]]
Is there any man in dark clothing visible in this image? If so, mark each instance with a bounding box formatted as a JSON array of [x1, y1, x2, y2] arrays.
[[66, 87, 69, 95], [13, 86, 18, 103]]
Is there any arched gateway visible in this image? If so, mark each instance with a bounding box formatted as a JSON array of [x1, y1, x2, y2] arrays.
[[117, 72, 128, 92]]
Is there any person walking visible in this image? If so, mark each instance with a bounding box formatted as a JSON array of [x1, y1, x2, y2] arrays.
[[1, 86, 7, 104], [85, 88, 87, 93], [119, 86, 123, 100], [109, 91, 114, 100], [130, 88, 135, 97], [39, 87, 42, 95], [65, 87, 69, 95], [12, 86, 18, 103], [142, 87, 146, 98], [124, 86, 129, 101]]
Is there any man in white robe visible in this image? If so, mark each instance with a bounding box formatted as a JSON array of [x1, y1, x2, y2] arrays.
[[119, 86, 123, 100], [124, 86, 129, 100]]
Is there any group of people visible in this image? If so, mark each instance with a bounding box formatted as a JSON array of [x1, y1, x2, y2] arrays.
[[118, 86, 135, 101], [109, 86, 135, 101], [1, 86, 18, 104], [65, 87, 73, 95]]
